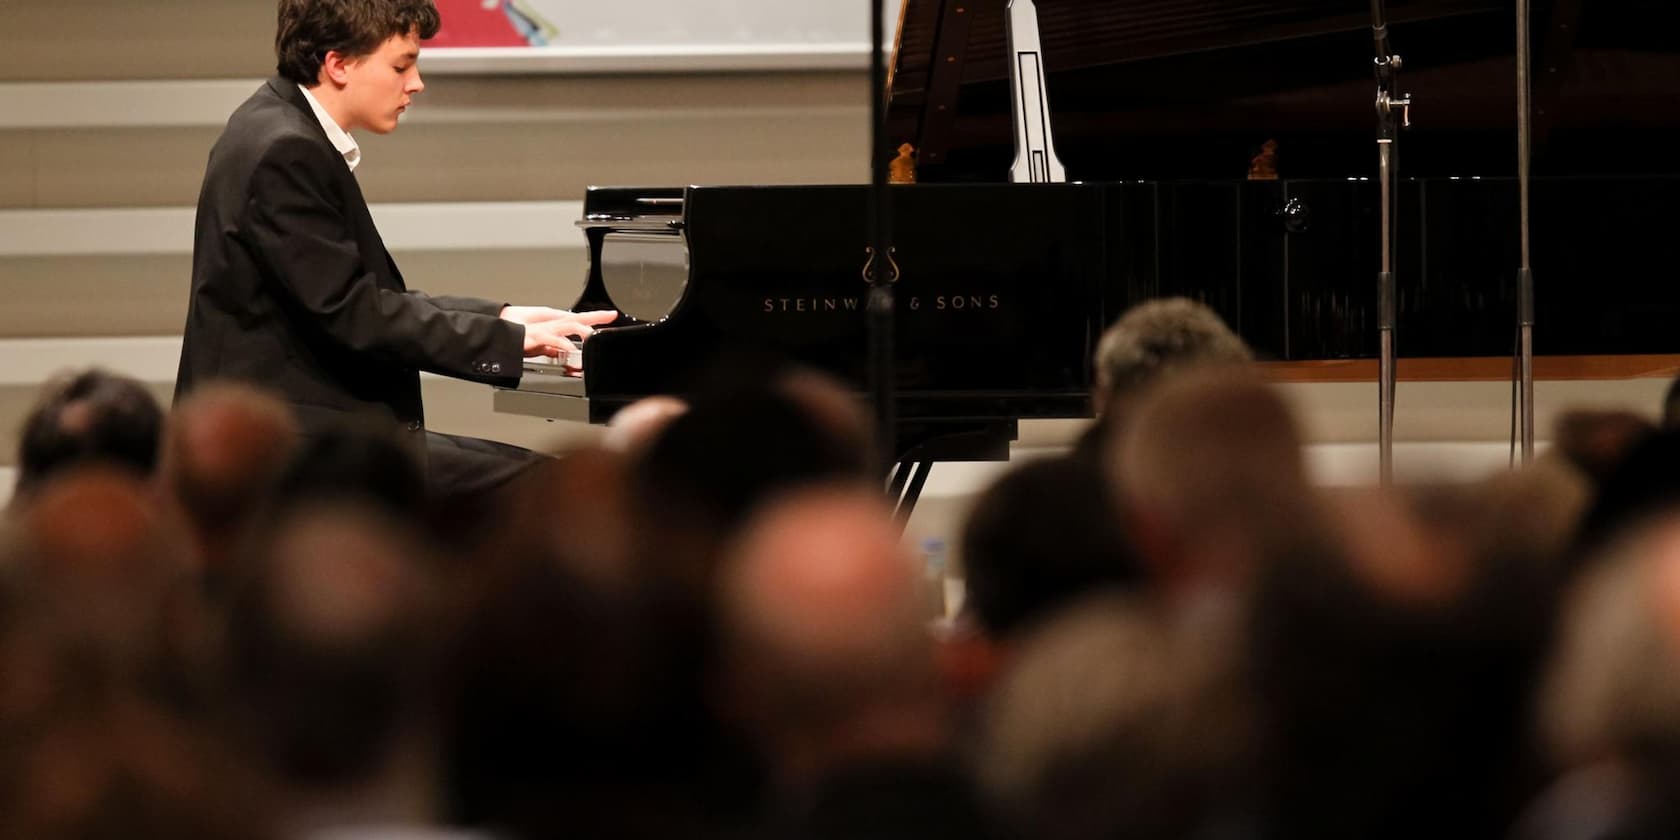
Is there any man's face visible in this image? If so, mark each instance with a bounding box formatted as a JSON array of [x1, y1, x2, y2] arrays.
[[340, 30, 424, 134]]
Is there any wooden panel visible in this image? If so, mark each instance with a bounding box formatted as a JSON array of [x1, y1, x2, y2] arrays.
[[1262, 355, 1680, 383], [0, 135, 34, 207], [0, 0, 271, 82]]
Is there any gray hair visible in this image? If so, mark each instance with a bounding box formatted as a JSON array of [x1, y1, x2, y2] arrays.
[[1094, 298, 1252, 410]]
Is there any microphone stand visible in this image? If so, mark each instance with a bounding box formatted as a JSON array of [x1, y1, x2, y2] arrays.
[[1516, 0, 1536, 463], [1372, 0, 1409, 485], [867, 0, 897, 479]]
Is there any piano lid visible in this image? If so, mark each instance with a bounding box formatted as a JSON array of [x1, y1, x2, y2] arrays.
[[887, 0, 1680, 182]]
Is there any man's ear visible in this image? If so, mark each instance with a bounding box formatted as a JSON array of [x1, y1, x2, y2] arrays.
[[319, 50, 355, 87]]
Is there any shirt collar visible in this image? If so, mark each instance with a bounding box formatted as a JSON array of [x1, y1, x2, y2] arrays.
[[297, 84, 362, 172]]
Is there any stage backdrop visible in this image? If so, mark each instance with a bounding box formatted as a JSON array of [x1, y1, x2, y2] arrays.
[[424, 0, 895, 73]]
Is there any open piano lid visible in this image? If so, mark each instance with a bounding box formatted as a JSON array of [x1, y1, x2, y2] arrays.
[[887, 0, 1680, 182]]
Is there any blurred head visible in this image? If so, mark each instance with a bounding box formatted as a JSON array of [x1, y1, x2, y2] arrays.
[[1552, 408, 1655, 489], [629, 367, 872, 596], [717, 486, 942, 782], [1663, 375, 1680, 429], [602, 396, 688, 455], [1249, 487, 1552, 839], [1108, 369, 1314, 598], [1093, 298, 1252, 420], [1544, 514, 1680, 771], [269, 427, 426, 521], [14, 369, 163, 503], [223, 503, 441, 790], [960, 456, 1140, 639], [12, 469, 191, 663], [1574, 428, 1680, 563], [158, 384, 299, 564], [978, 595, 1249, 840], [442, 463, 673, 834], [0, 646, 259, 840]]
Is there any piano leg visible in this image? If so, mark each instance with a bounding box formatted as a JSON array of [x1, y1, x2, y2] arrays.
[[892, 461, 935, 526]]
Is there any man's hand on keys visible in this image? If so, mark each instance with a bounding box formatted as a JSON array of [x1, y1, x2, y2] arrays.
[[503, 307, 619, 357]]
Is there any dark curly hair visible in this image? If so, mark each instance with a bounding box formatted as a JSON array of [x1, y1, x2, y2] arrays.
[[275, 0, 441, 85]]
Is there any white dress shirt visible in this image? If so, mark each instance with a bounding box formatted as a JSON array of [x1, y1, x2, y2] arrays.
[[297, 84, 362, 172]]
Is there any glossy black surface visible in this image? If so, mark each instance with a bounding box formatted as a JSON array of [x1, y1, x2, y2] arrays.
[[567, 176, 1680, 427], [891, 0, 1680, 182]]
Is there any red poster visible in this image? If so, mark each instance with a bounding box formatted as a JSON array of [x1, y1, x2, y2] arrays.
[[427, 0, 534, 48]]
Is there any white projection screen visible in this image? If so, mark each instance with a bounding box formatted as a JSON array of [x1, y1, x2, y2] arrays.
[[423, 0, 897, 73]]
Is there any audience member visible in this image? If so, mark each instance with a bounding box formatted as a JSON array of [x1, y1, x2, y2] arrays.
[[0, 610, 261, 840], [1249, 486, 1550, 840], [1076, 297, 1253, 460], [0, 471, 255, 837], [717, 486, 992, 839], [157, 383, 300, 575], [602, 395, 689, 454], [1551, 408, 1655, 489], [1663, 373, 1680, 429], [221, 504, 458, 839], [269, 428, 427, 520], [960, 456, 1140, 639], [11, 369, 164, 505], [5, 324, 1675, 840], [628, 366, 872, 598], [1518, 512, 1680, 840], [9, 468, 206, 708], [1108, 368, 1318, 602], [1573, 428, 1680, 564], [978, 595, 1251, 840]]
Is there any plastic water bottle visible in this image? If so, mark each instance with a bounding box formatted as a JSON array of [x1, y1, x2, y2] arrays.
[[920, 537, 949, 620]]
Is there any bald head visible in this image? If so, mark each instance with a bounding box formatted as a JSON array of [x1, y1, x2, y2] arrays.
[[720, 487, 934, 743], [602, 396, 688, 454], [161, 384, 298, 542]]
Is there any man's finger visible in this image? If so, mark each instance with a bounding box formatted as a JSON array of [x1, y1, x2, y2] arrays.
[[575, 309, 619, 324]]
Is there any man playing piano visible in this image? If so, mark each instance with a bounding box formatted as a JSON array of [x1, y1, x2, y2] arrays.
[[175, 0, 615, 500]]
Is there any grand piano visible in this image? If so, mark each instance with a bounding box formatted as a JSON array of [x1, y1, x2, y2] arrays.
[[496, 0, 1680, 489]]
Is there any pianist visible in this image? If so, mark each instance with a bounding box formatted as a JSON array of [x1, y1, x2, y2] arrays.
[[175, 0, 615, 500]]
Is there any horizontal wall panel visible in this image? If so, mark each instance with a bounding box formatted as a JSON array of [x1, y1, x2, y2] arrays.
[[0, 134, 33, 207], [0, 202, 587, 257], [0, 255, 192, 338], [0, 81, 260, 130], [0, 336, 182, 387], [0, 74, 868, 131], [0, 1, 276, 82], [2, 76, 867, 208], [0, 250, 585, 339]]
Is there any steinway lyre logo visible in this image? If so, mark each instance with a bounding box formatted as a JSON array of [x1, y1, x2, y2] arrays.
[[761, 294, 1002, 313], [759, 243, 1004, 314]]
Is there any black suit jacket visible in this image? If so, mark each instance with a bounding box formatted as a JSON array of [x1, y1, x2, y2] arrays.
[[176, 77, 524, 442]]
